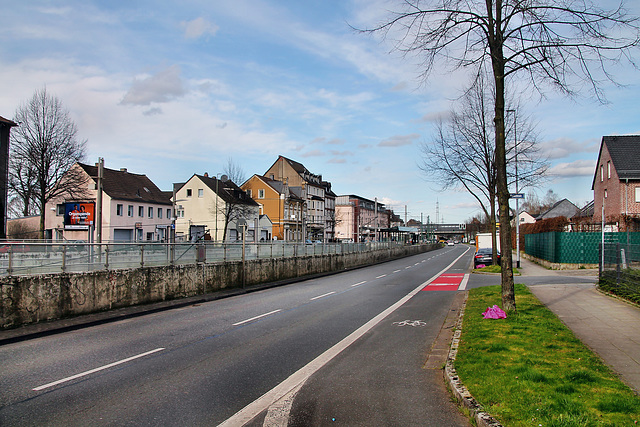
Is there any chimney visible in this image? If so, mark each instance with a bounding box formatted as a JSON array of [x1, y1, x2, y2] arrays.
[[120, 168, 127, 173], [204, 172, 209, 178]]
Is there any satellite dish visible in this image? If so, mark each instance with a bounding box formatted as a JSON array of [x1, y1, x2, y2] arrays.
[[220, 174, 228, 182]]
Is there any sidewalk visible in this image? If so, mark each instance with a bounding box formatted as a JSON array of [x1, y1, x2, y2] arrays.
[[519, 257, 640, 393]]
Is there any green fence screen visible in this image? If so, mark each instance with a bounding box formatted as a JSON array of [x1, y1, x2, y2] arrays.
[[524, 232, 640, 264]]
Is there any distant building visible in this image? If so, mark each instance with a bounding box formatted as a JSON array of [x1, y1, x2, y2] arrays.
[[592, 135, 640, 222], [173, 173, 263, 242], [335, 195, 389, 242], [263, 156, 335, 242], [0, 116, 18, 239], [241, 174, 304, 241], [511, 211, 536, 227], [45, 162, 172, 242], [536, 199, 579, 221]]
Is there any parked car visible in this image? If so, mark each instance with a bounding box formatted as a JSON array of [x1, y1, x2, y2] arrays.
[[474, 248, 500, 268], [447, 240, 455, 246]]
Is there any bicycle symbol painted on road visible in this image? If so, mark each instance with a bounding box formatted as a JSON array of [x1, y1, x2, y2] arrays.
[[393, 320, 427, 327]]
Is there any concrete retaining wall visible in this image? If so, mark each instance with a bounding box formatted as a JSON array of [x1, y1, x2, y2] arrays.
[[0, 243, 438, 329]]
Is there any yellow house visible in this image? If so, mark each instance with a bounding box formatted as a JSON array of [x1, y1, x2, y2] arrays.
[[241, 174, 304, 241]]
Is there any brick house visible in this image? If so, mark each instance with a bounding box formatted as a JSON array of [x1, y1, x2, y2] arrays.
[[592, 135, 640, 223]]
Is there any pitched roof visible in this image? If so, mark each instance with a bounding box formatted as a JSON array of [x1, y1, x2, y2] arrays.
[[0, 116, 18, 127], [251, 175, 304, 201], [194, 174, 259, 207], [536, 198, 579, 220], [572, 200, 594, 219], [78, 163, 171, 205], [605, 135, 640, 179], [592, 135, 640, 189]]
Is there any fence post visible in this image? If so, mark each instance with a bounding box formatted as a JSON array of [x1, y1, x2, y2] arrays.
[[140, 244, 145, 268], [7, 246, 13, 276], [105, 246, 110, 270], [62, 245, 66, 273], [616, 242, 621, 284]]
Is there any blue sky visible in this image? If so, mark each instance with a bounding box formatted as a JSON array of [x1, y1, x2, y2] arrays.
[[1, 0, 639, 224]]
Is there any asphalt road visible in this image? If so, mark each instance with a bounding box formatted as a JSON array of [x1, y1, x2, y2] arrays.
[[0, 245, 473, 426]]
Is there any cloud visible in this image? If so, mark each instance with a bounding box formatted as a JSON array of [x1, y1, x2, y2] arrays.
[[328, 157, 347, 164], [120, 65, 186, 106], [378, 133, 421, 147], [417, 111, 450, 123], [548, 159, 596, 177], [182, 17, 219, 39], [539, 137, 599, 160], [330, 150, 354, 156], [143, 107, 163, 116], [301, 150, 324, 158]]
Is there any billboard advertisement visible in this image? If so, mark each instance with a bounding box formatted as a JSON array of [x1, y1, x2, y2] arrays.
[[64, 202, 95, 229]]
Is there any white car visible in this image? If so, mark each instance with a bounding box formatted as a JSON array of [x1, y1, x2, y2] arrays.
[[447, 241, 455, 246]]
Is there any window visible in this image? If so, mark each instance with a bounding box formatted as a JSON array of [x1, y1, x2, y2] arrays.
[[198, 189, 204, 197], [128, 205, 134, 217], [258, 189, 265, 199], [148, 207, 153, 218], [158, 208, 163, 219], [607, 161, 611, 179], [600, 165, 604, 182], [117, 204, 123, 216], [186, 189, 192, 197], [167, 208, 171, 219], [636, 187, 640, 203], [139, 206, 144, 217], [56, 204, 65, 216], [246, 189, 252, 198]]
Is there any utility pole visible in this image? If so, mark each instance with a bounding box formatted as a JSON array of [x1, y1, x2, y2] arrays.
[[96, 158, 104, 265], [96, 158, 103, 244]]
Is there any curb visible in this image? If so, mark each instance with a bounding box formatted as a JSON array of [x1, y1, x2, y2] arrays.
[[443, 292, 503, 427]]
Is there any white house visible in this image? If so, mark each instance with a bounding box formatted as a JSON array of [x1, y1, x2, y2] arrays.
[[45, 162, 172, 242], [173, 173, 264, 242]]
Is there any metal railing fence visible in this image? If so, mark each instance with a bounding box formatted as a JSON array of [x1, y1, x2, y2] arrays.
[[599, 242, 640, 303], [0, 240, 404, 277]]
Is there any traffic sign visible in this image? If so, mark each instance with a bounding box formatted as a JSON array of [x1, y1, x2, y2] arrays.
[[510, 193, 525, 199]]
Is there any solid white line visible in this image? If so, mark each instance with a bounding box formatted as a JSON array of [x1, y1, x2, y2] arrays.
[[233, 310, 282, 326], [310, 291, 336, 301], [351, 281, 367, 287], [33, 348, 165, 391], [393, 270, 401, 273], [218, 246, 472, 427], [458, 273, 470, 291], [405, 266, 411, 269], [375, 274, 387, 279]]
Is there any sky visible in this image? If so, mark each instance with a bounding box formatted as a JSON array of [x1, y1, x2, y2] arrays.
[[1, 0, 639, 224]]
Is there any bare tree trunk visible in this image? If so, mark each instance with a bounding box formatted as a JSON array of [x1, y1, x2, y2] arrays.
[[491, 34, 516, 311]]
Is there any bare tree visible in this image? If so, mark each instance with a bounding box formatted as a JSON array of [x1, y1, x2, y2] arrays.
[[209, 177, 257, 242], [365, 0, 639, 311], [224, 157, 247, 186], [421, 75, 547, 264], [10, 88, 87, 238]]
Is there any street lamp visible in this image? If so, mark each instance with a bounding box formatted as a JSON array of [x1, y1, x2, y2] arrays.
[[506, 109, 521, 268]]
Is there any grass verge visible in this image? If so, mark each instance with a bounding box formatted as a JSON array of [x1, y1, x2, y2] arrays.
[[474, 265, 520, 275], [455, 284, 640, 426]]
